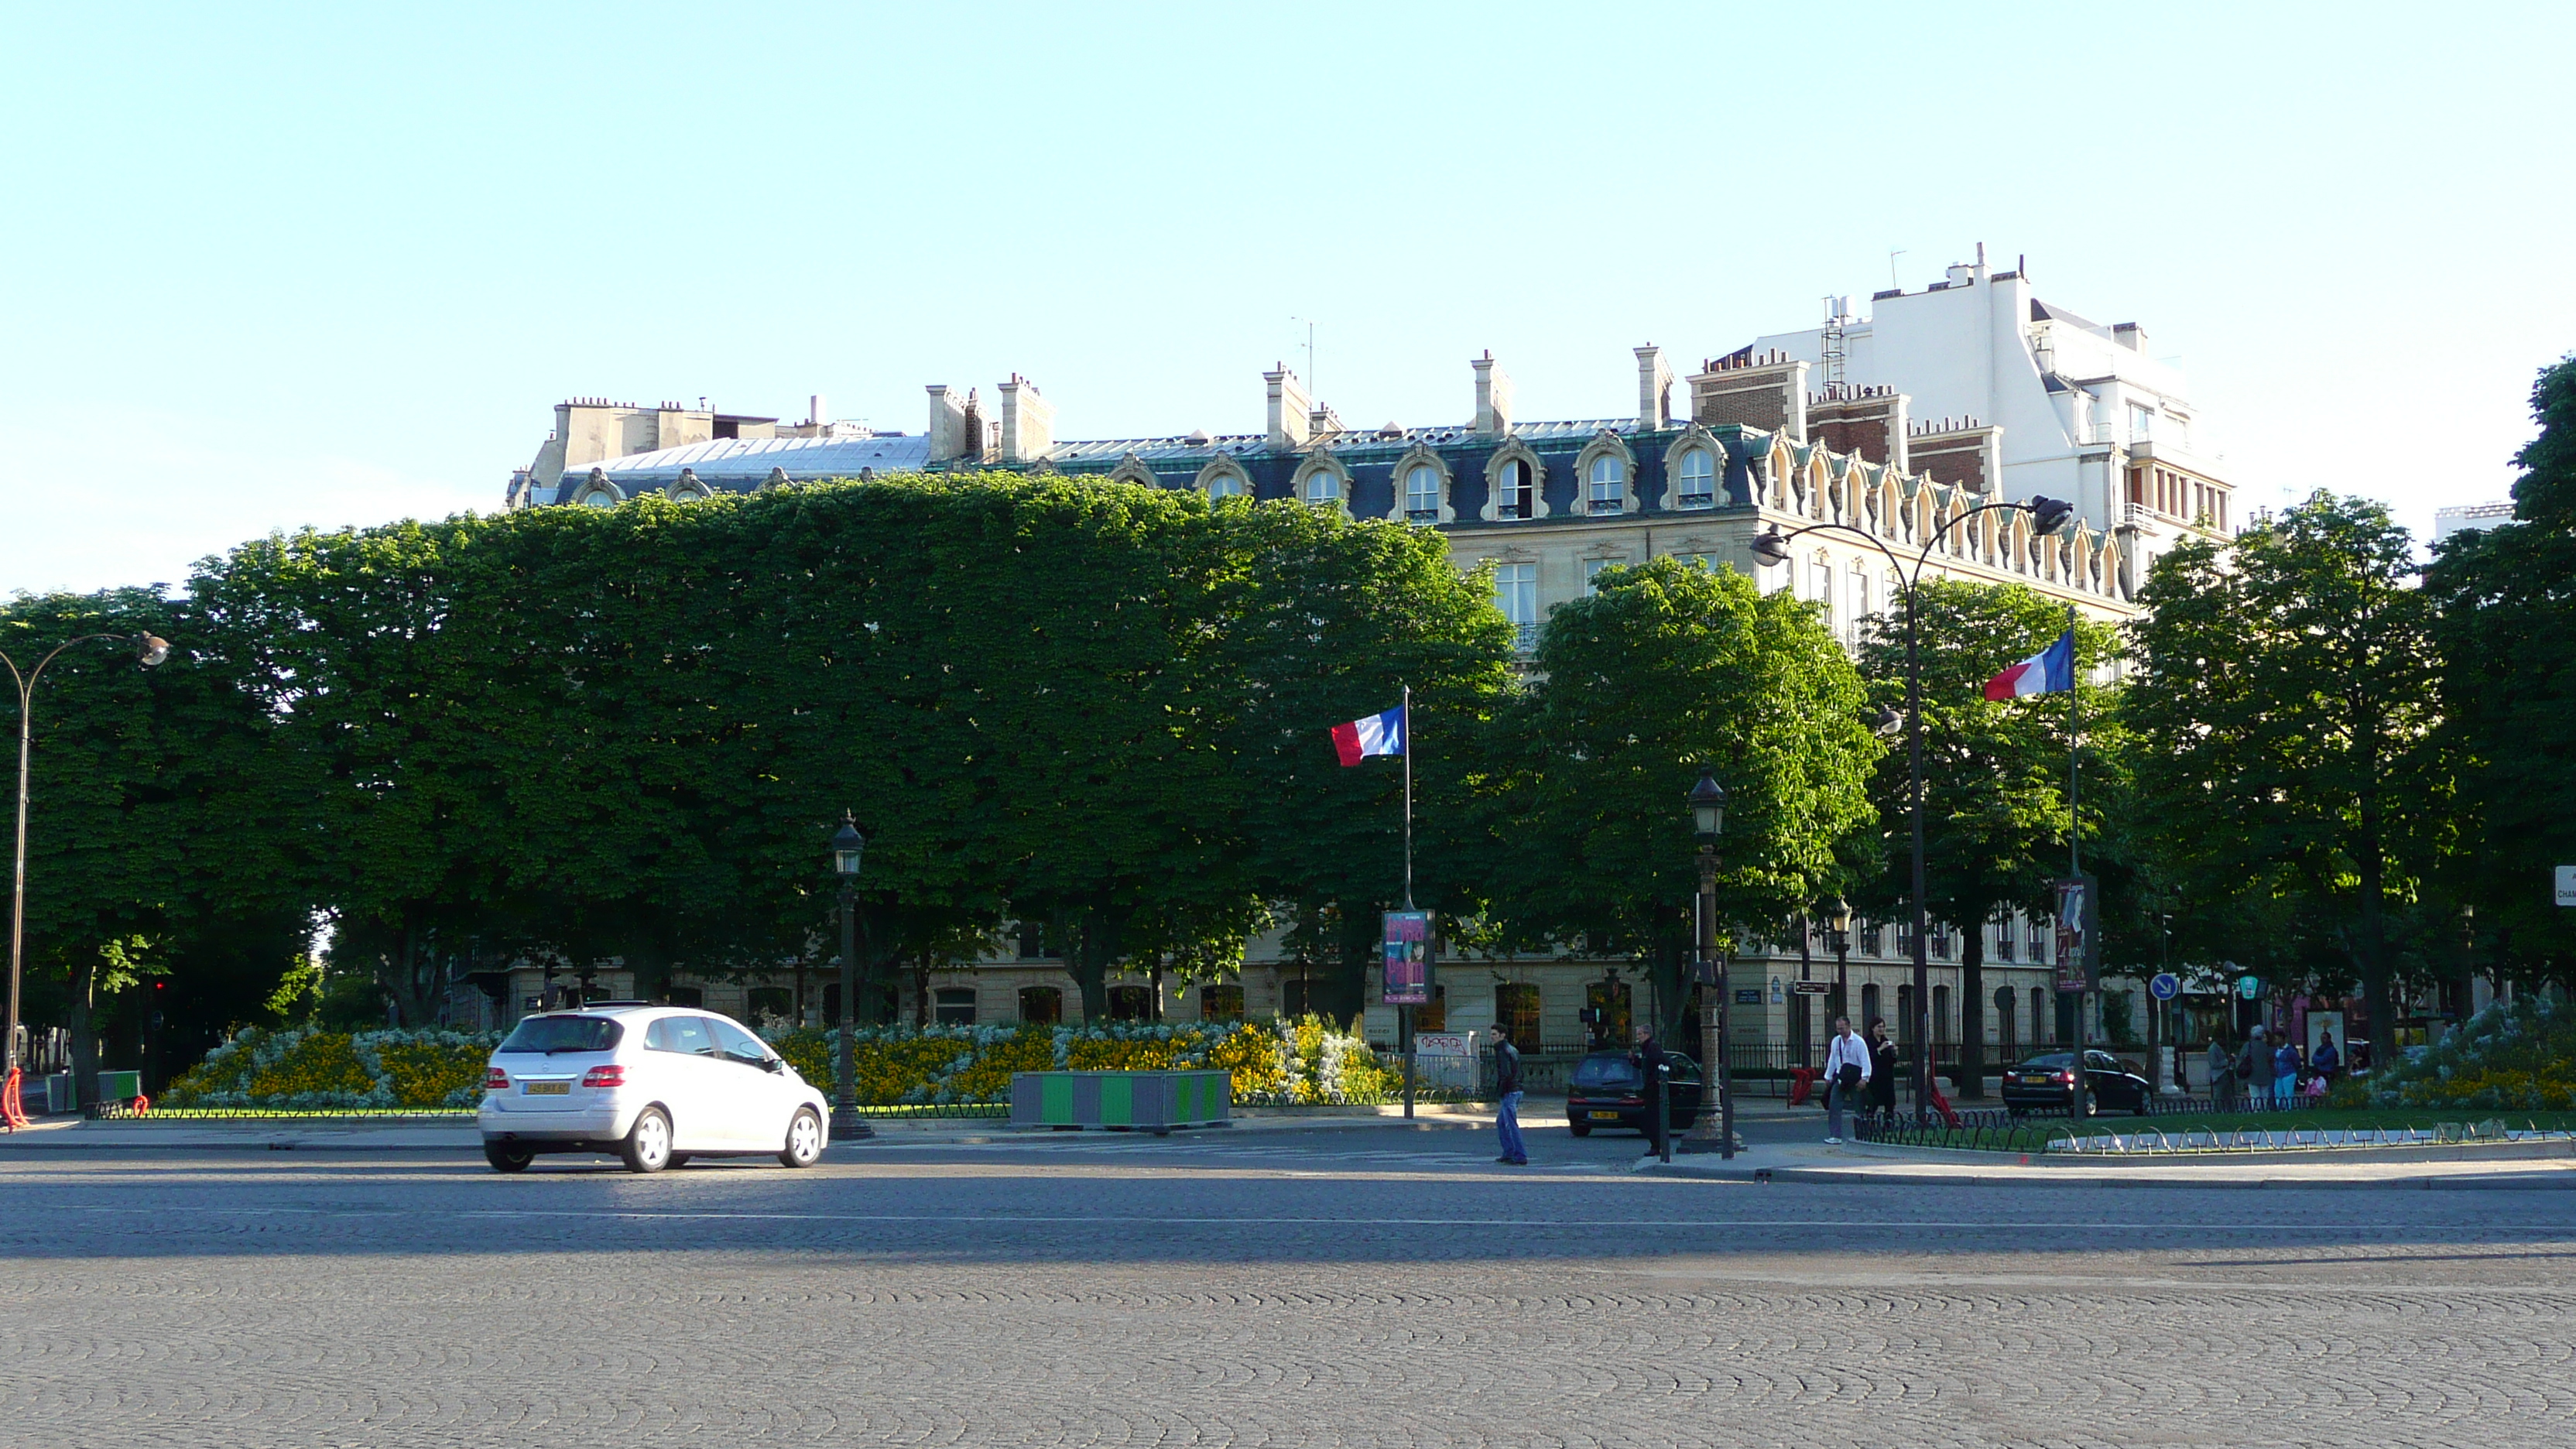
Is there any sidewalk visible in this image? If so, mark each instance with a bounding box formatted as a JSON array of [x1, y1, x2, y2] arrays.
[[1646, 1136, 2576, 1191]]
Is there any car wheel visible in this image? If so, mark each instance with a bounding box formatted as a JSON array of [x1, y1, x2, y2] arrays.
[[483, 1143, 535, 1173], [1568, 1121, 1591, 1138], [666, 1153, 692, 1170], [779, 1108, 824, 1168], [620, 1106, 674, 1173]]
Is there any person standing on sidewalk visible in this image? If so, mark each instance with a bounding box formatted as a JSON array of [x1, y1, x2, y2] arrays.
[[1491, 1023, 1527, 1166], [2273, 1035, 2302, 1105], [1865, 1017, 1899, 1116], [2313, 1030, 2341, 1081], [2208, 1036, 2235, 1108], [1822, 1016, 1870, 1145], [1630, 1025, 1670, 1156], [2239, 1026, 2270, 1106]]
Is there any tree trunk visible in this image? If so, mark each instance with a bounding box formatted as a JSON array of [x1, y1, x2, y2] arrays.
[[67, 953, 98, 1111], [1958, 928, 1986, 1099], [380, 918, 444, 1028]]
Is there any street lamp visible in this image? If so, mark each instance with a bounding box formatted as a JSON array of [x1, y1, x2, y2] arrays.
[[1683, 766, 1733, 1158], [5, 632, 169, 1126], [827, 812, 872, 1142], [1753, 495, 2073, 1121], [1825, 896, 1853, 1029]]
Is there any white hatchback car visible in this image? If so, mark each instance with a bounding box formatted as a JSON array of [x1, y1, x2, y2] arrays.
[[478, 1004, 830, 1173]]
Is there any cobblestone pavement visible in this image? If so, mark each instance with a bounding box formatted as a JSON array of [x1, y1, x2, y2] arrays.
[[6, 1122, 2574, 1447]]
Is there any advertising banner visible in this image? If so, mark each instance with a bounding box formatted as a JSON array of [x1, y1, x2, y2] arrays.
[[1381, 910, 1434, 1005], [2052, 875, 2098, 994]]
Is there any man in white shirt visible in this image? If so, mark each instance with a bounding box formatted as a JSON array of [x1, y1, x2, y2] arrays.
[[1822, 1016, 1870, 1144]]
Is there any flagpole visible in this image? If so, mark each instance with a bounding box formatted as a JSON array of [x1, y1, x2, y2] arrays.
[[1402, 683, 1414, 912], [1401, 683, 1416, 1120]]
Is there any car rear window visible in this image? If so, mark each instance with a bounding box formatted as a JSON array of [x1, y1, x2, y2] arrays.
[[1572, 1058, 1643, 1090], [2017, 1053, 2074, 1070], [498, 1016, 623, 1054]]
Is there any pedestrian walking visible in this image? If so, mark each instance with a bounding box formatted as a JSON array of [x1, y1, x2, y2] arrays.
[[1822, 1016, 1869, 1144], [2238, 1026, 2269, 1106], [2208, 1036, 2235, 1108], [1630, 1025, 1670, 1156], [2273, 1036, 2301, 1105], [1491, 1023, 1527, 1166], [1865, 1017, 1899, 1115]]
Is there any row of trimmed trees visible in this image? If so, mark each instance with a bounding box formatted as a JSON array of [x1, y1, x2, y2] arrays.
[[9, 355, 2574, 1094]]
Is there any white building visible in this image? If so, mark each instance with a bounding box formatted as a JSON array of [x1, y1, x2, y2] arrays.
[[1740, 245, 2236, 588], [2434, 502, 2515, 541]]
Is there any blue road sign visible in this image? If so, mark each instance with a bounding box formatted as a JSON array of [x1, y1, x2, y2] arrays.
[[2150, 972, 2180, 1002]]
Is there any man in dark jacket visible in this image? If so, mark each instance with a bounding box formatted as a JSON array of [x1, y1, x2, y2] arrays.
[[1631, 1026, 1670, 1156], [1492, 1024, 1526, 1165]]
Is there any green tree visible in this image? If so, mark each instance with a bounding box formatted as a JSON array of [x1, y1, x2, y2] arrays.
[[2123, 492, 2451, 1070], [1492, 559, 1881, 1040], [2427, 355, 2576, 993], [1852, 579, 2125, 1096]]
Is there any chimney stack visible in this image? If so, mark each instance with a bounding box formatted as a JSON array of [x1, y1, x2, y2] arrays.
[[809, 394, 829, 428], [997, 375, 1053, 463], [1266, 365, 1312, 450], [1472, 351, 1513, 437], [1635, 344, 1673, 430], [926, 385, 968, 462]]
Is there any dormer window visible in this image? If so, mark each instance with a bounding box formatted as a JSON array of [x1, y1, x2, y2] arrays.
[[1588, 457, 1625, 515], [1404, 464, 1440, 522], [1675, 448, 1715, 509], [1305, 471, 1338, 505], [1494, 458, 1533, 519], [1207, 473, 1245, 499]]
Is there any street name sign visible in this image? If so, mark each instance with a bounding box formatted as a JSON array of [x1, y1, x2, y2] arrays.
[[1793, 980, 1831, 996]]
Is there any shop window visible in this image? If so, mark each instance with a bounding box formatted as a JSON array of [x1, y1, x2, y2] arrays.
[[1582, 978, 1631, 1049], [1199, 984, 1245, 1021], [1107, 984, 1155, 1022]]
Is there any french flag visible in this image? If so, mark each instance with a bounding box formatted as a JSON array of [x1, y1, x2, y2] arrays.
[[1331, 705, 1406, 766], [1982, 630, 2075, 701]]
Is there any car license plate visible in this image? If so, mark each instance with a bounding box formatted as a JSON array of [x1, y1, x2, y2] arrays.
[[1588, 1110, 1621, 1120], [524, 1081, 570, 1096], [2020, 1075, 2049, 1084]]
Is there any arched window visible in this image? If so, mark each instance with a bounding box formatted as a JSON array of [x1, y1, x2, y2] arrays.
[[1017, 985, 1063, 1025], [577, 490, 618, 509], [1587, 456, 1625, 515], [1107, 984, 1155, 1021], [1494, 458, 1533, 519], [1404, 464, 1440, 522], [1300, 465, 1343, 506], [1674, 448, 1715, 509], [1207, 472, 1245, 499]]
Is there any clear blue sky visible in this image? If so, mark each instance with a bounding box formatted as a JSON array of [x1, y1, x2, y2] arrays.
[[5, 2, 2570, 595]]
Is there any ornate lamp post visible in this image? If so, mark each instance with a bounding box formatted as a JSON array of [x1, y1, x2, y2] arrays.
[[1755, 496, 2074, 1119], [827, 813, 872, 1142], [5, 632, 168, 1126], [1684, 766, 1732, 1157], [1824, 896, 1853, 1030]]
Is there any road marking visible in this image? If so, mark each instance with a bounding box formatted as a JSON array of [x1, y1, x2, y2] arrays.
[[26, 1203, 2576, 1231]]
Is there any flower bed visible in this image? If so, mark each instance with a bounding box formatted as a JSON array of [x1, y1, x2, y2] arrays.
[[162, 1026, 502, 1110], [2371, 996, 2576, 1112], [759, 1016, 1394, 1105], [159, 1015, 1396, 1111]]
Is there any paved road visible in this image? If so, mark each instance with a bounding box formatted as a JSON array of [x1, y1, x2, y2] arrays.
[[6, 1119, 2572, 1447]]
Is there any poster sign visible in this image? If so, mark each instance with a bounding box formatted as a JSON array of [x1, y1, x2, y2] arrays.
[[1380, 910, 1434, 1005], [2557, 865, 2576, 906], [2052, 875, 2098, 993]]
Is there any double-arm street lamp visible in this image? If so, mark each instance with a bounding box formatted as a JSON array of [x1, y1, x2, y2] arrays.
[[5, 632, 170, 1124], [828, 813, 873, 1143], [1684, 767, 1732, 1158], [1753, 496, 2073, 1120]]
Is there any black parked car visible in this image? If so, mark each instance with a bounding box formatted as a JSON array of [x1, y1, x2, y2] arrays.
[[1999, 1050, 2153, 1117], [1566, 1050, 1704, 1137]]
